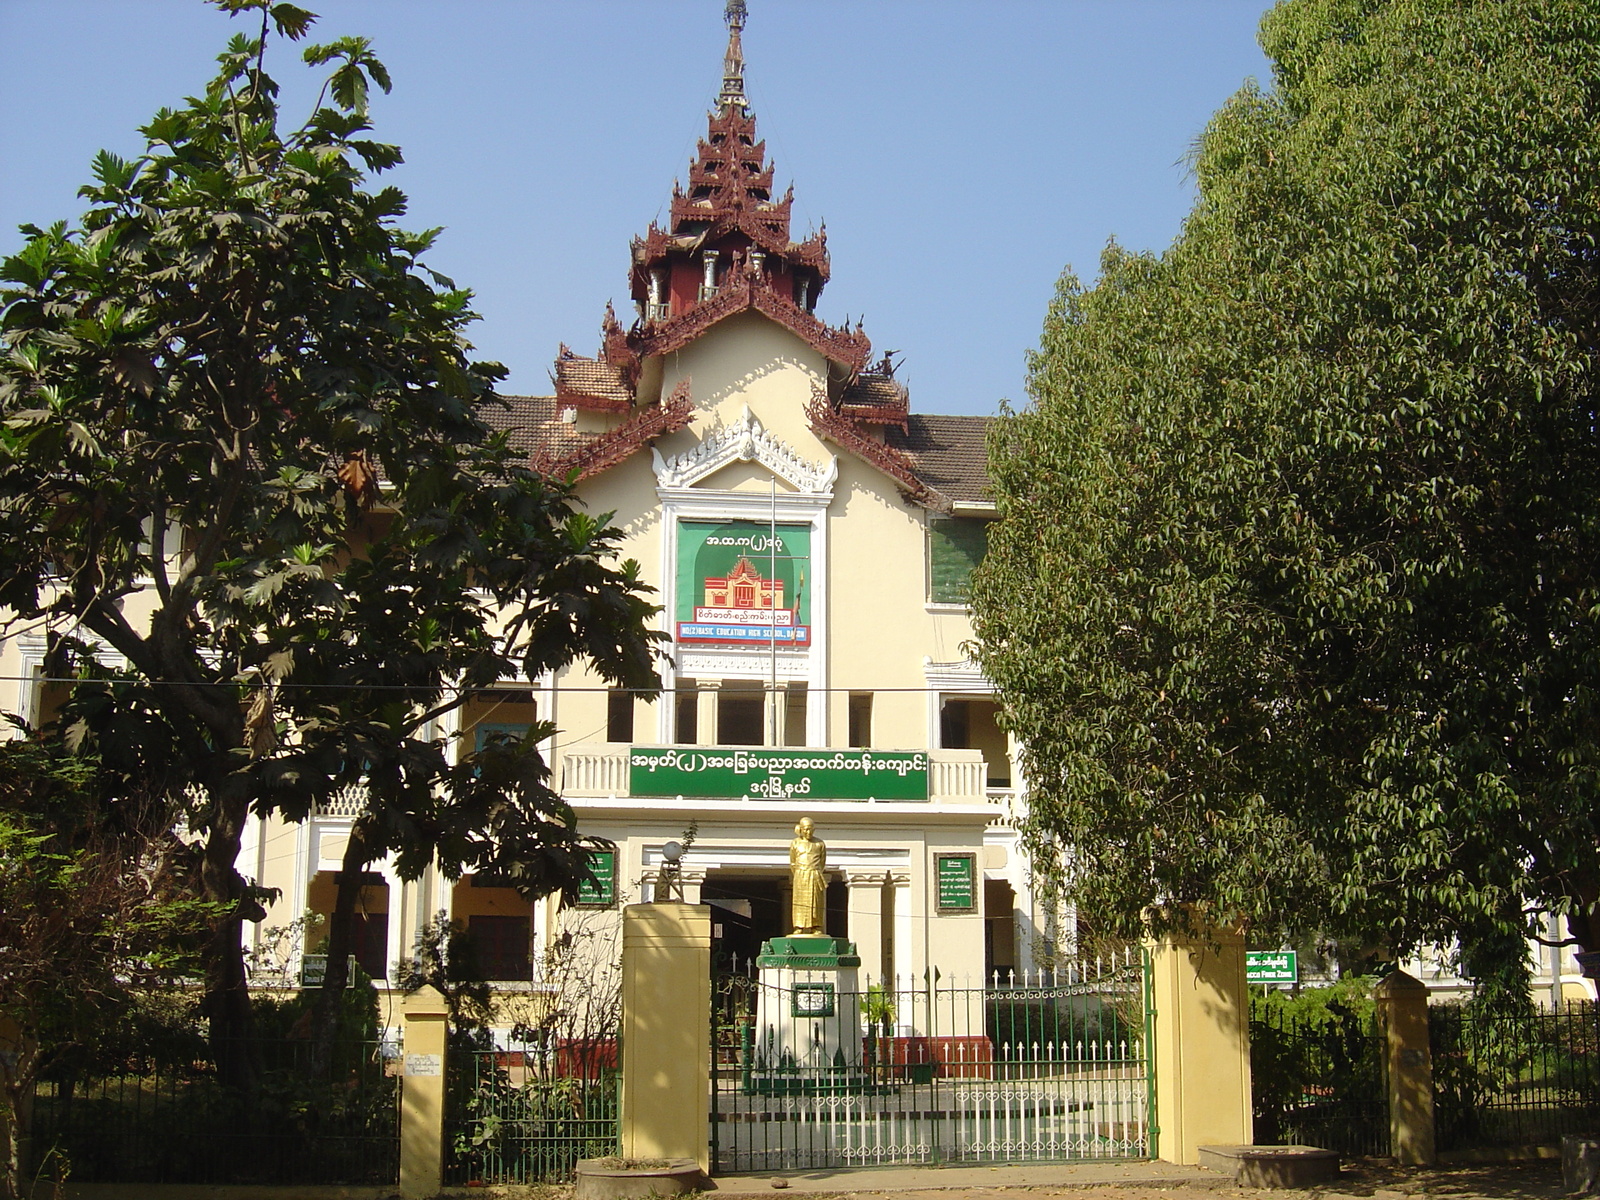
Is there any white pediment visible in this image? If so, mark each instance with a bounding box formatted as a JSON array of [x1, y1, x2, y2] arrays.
[[652, 406, 837, 495]]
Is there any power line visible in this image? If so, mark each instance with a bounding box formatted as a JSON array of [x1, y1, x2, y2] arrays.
[[3, 674, 993, 696]]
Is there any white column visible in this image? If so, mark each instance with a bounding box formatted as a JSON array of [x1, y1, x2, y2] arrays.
[[846, 873, 888, 984], [696, 680, 720, 746]]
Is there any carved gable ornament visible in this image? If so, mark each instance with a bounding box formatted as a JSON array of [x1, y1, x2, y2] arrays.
[[652, 406, 838, 494]]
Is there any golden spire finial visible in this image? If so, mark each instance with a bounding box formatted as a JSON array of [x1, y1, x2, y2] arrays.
[[719, 0, 749, 114]]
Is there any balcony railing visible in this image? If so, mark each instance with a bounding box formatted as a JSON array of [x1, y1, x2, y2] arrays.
[[310, 783, 367, 819], [559, 744, 991, 803]]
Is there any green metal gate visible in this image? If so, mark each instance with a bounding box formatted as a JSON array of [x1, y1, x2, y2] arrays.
[[711, 954, 1152, 1173]]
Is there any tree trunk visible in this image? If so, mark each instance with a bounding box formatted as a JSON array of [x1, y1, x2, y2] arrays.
[[309, 823, 374, 1078], [0, 1038, 38, 1200], [198, 774, 259, 1098]]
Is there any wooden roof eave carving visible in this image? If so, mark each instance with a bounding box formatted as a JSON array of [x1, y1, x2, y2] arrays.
[[630, 272, 870, 372], [805, 384, 950, 513], [530, 379, 695, 483]]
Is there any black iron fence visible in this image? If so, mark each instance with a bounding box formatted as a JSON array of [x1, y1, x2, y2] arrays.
[[445, 1038, 620, 1185], [1249, 996, 1389, 1156], [29, 1035, 400, 1185], [1431, 1000, 1600, 1150]]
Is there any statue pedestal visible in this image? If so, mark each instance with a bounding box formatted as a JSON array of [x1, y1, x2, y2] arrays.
[[751, 936, 863, 1092]]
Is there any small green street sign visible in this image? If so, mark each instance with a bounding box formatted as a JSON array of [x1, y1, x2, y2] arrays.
[[300, 954, 357, 988], [934, 852, 977, 913], [1247, 950, 1298, 984], [629, 747, 928, 800]]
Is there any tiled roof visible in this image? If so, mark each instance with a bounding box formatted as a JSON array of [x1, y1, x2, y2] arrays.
[[480, 395, 994, 510], [554, 356, 633, 411], [839, 371, 909, 421], [887, 414, 995, 506], [478, 394, 591, 463]]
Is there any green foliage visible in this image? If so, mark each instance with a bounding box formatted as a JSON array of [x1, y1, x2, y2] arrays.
[[974, 0, 1600, 986], [0, 736, 217, 1199], [0, 0, 663, 1052], [1249, 981, 1384, 1151]]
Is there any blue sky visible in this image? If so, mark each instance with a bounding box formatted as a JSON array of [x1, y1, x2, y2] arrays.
[[0, 1, 1275, 416]]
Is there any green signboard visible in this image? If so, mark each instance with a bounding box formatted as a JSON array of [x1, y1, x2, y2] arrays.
[[300, 954, 357, 988], [1246, 950, 1298, 984], [575, 849, 616, 907], [675, 519, 811, 648], [630, 747, 929, 800], [935, 853, 977, 913]]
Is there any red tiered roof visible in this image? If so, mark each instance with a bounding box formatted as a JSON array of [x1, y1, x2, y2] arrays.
[[521, 2, 983, 508]]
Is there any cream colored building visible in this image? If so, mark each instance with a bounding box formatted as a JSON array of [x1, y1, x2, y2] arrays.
[[0, 10, 1039, 1005]]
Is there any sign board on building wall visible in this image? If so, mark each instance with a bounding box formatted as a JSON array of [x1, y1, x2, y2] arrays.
[[934, 852, 978, 913], [575, 848, 617, 907], [675, 519, 811, 647], [1246, 950, 1299, 984], [299, 954, 357, 988], [630, 747, 928, 800]]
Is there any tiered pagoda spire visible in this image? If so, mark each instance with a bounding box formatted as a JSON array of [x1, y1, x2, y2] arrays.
[[544, 1, 927, 488]]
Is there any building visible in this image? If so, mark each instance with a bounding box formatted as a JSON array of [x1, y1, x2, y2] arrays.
[[218, 1, 1036, 1000]]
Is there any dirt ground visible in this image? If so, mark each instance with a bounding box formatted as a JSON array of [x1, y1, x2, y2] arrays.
[[481, 1158, 1566, 1200], [827, 1160, 1565, 1200]]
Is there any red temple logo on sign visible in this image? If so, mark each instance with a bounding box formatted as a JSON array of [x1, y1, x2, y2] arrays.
[[681, 556, 809, 645]]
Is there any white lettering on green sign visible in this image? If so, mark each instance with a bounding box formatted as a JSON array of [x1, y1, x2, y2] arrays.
[[1246, 950, 1298, 984], [935, 854, 976, 912], [629, 747, 929, 800]]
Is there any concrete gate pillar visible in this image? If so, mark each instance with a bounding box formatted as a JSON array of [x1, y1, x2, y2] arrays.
[[1146, 924, 1253, 1164], [620, 903, 712, 1170], [400, 985, 449, 1199], [1374, 970, 1436, 1165]]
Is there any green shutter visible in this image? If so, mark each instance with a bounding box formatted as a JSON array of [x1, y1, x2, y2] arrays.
[[928, 518, 990, 604]]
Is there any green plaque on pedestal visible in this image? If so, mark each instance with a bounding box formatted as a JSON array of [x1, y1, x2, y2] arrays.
[[757, 935, 861, 968]]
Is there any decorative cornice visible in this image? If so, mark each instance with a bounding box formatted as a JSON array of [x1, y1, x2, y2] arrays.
[[651, 405, 837, 494], [806, 385, 950, 512], [634, 270, 870, 371], [531, 380, 694, 482]]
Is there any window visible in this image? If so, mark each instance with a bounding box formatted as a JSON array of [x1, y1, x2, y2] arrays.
[[940, 698, 970, 749], [939, 696, 1011, 787], [607, 689, 634, 743], [465, 914, 532, 981], [848, 693, 873, 748], [675, 685, 699, 743], [719, 690, 763, 745], [350, 913, 389, 980], [927, 518, 991, 604]]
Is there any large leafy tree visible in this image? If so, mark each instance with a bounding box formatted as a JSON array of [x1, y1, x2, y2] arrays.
[[0, 0, 661, 1084], [974, 0, 1600, 991]]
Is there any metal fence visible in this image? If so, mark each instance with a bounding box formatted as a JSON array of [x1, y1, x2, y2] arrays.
[[29, 1035, 401, 1185], [1431, 1000, 1600, 1150], [445, 1039, 620, 1185], [1249, 997, 1388, 1156], [712, 958, 1152, 1173]]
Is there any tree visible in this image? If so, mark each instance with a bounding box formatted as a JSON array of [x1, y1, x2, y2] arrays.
[[0, 735, 213, 1200], [973, 0, 1600, 994], [0, 0, 662, 1085]]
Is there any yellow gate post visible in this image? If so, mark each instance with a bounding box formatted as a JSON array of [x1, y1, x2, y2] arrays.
[[1374, 970, 1435, 1165], [400, 984, 450, 1198], [1147, 924, 1253, 1164], [620, 902, 712, 1171]]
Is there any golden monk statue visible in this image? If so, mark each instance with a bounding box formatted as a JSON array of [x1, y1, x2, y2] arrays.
[[789, 816, 826, 935]]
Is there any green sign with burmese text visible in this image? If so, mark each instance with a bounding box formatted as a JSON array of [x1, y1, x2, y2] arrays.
[[935, 853, 977, 912], [1246, 950, 1299, 984], [629, 747, 929, 800]]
